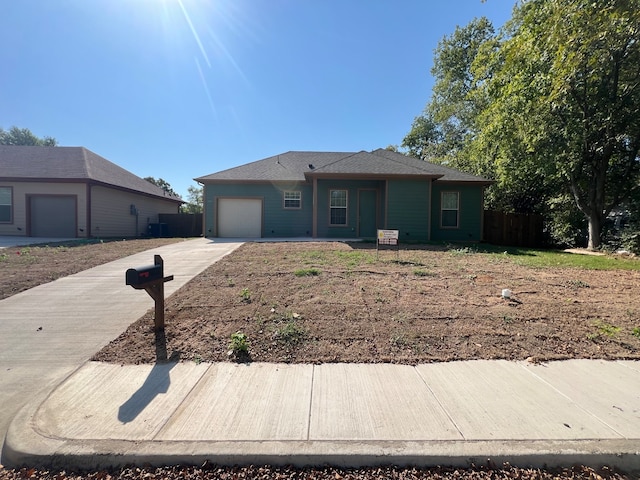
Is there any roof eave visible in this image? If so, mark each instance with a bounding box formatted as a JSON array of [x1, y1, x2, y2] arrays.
[[304, 172, 445, 180], [195, 178, 310, 185], [435, 179, 494, 186], [89, 179, 184, 203]]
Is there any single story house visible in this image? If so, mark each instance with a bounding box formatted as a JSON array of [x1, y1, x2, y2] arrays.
[[0, 145, 182, 238], [195, 149, 491, 242]]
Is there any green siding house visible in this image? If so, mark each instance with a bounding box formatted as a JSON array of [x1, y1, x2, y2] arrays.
[[195, 149, 491, 242]]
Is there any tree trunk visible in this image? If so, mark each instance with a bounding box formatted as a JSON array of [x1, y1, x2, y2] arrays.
[[587, 213, 602, 250]]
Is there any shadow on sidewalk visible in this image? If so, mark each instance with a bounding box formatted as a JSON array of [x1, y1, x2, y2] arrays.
[[118, 330, 180, 423]]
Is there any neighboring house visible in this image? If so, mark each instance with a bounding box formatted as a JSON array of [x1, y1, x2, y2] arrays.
[[0, 146, 182, 238], [195, 149, 491, 242]]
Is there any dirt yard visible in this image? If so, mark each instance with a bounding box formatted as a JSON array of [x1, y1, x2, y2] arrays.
[[91, 241, 640, 365], [0, 238, 183, 301]]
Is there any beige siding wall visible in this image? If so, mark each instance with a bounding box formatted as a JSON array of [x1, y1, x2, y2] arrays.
[[91, 186, 179, 237], [0, 182, 87, 237]]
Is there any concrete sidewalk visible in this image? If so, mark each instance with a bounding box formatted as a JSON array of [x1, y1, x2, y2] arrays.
[[4, 359, 640, 472], [0, 238, 243, 463]]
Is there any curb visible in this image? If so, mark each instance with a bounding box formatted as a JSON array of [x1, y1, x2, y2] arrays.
[[4, 399, 640, 472]]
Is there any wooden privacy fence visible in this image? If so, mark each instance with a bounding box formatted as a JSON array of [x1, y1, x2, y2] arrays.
[[157, 213, 203, 238], [483, 211, 544, 248]]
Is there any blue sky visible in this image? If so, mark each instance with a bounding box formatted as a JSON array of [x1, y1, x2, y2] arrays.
[[1, 0, 514, 199]]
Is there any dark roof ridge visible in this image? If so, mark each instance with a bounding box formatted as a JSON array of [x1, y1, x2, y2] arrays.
[[309, 150, 368, 172], [369, 148, 443, 177], [80, 147, 93, 179]]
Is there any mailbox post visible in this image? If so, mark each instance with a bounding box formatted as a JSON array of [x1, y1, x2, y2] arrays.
[[125, 255, 174, 331]]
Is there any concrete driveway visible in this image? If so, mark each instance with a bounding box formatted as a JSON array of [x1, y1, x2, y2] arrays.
[[0, 236, 77, 249], [0, 237, 244, 463]]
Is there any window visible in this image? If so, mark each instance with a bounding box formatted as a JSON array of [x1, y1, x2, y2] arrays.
[[0, 187, 12, 223], [330, 189, 347, 226], [283, 191, 301, 209], [441, 192, 459, 228]]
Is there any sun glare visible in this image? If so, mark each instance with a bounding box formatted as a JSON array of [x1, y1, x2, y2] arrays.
[[127, 0, 255, 120]]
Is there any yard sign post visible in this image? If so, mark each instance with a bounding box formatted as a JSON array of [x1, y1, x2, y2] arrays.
[[377, 229, 399, 260]]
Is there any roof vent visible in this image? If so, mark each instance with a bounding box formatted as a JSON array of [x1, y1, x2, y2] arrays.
[[308, 164, 315, 170]]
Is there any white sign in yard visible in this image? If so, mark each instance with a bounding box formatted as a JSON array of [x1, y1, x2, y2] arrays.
[[377, 229, 399, 245], [376, 229, 399, 259]]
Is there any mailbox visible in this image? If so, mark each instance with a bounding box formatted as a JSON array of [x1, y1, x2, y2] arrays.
[[125, 254, 174, 331], [126, 264, 164, 288]]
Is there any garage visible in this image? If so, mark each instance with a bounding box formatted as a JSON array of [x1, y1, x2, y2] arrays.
[[217, 198, 262, 238], [29, 195, 77, 237]]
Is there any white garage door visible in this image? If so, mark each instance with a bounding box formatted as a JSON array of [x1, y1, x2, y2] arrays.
[[217, 198, 262, 238]]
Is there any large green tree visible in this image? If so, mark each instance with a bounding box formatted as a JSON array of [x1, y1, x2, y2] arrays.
[[479, 0, 640, 249], [0, 126, 57, 146], [405, 0, 640, 249], [403, 17, 495, 168]]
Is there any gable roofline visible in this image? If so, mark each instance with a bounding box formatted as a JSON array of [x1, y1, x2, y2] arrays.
[[195, 151, 355, 183], [0, 145, 183, 203], [369, 149, 493, 184], [196, 150, 491, 184]]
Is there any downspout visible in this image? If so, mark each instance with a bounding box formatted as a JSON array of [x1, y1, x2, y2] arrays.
[[480, 185, 486, 242], [86, 183, 92, 238], [312, 177, 318, 238], [198, 181, 206, 237], [427, 179, 432, 242], [384, 180, 388, 228]]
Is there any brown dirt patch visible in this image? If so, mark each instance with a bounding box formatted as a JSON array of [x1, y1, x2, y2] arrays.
[[0, 238, 184, 300], [93, 242, 640, 365]]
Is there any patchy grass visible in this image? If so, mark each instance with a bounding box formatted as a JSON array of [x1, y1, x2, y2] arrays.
[[93, 241, 640, 365], [475, 244, 640, 270]]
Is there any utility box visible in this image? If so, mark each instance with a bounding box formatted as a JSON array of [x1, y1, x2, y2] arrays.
[[148, 223, 169, 237]]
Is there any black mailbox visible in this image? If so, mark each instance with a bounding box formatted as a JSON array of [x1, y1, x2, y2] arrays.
[[126, 264, 164, 288], [125, 254, 174, 331]]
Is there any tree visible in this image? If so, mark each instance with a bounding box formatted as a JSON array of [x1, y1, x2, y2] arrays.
[[402, 112, 445, 161], [0, 126, 57, 146], [143, 177, 181, 198], [405, 1, 640, 249], [477, 0, 640, 249], [403, 17, 495, 168], [182, 184, 203, 214]]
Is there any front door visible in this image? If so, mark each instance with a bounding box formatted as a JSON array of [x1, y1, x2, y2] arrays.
[[358, 189, 377, 238]]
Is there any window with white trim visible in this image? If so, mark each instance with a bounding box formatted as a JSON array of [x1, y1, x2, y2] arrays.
[[283, 191, 301, 209], [441, 191, 459, 228], [0, 187, 12, 223], [329, 189, 347, 226]]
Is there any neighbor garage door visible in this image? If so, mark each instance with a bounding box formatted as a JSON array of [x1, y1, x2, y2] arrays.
[[30, 195, 77, 237], [217, 198, 262, 238]]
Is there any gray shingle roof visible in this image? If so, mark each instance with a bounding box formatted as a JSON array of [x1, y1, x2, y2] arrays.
[[0, 145, 183, 202], [196, 149, 491, 184], [195, 151, 354, 182], [370, 149, 491, 182]]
